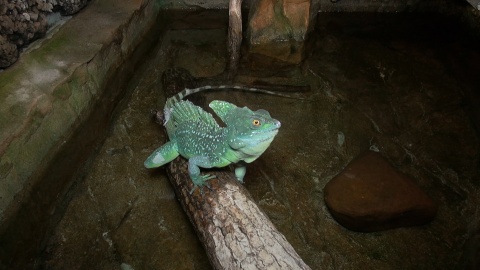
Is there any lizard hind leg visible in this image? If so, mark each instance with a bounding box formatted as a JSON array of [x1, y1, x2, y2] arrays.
[[144, 141, 179, 168]]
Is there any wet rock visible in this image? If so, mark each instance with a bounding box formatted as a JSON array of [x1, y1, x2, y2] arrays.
[[324, 151, 438, 232], [246, 0, 312, 64], [57, 0, 89, 15]]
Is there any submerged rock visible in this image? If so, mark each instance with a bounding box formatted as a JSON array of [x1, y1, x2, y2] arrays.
[[324, 151, 438, 232]]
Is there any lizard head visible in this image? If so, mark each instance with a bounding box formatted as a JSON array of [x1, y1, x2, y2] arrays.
[[209, 100, 281, 162]]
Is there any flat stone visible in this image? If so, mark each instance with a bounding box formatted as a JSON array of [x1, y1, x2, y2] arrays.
[[324, 151, 438, 232]]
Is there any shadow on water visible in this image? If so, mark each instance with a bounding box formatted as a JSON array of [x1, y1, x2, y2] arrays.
[[41, 10, 480, 270]]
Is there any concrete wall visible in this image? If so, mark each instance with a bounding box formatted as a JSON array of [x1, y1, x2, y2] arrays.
[[0, 0, 164, 266]]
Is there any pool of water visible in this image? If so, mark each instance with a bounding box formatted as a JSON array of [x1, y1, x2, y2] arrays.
[[42, 10, 480, 269]]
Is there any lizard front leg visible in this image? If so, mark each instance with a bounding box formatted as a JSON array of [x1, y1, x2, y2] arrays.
[[188, 156, 217, 194], [234, 162, 247, 183], [144, 141, 179, 168]]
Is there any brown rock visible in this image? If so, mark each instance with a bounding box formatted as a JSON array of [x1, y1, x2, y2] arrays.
[[324, 151, 438, 232], [283, 0, 310, 39], [246, 0, 312, 64]]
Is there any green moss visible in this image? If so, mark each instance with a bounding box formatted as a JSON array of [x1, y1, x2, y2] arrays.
[[35, 31, 71, 58], [0, 159, 13, 179], [0, 67, 25, 100], [52, 84, 72, 101]]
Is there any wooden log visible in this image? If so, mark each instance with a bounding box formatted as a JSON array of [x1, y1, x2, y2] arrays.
[[167, 159, 311, 270]]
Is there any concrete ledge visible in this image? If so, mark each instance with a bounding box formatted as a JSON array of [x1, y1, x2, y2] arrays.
[[0, 0, 161, 267], [0, 0, 156, 221]]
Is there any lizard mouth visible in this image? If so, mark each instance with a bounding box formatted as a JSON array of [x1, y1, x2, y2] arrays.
[[249, 128, 279, 141], [240, 128, 279, 148], [249, 119, 281, 141], [260, 129, 279, 139]]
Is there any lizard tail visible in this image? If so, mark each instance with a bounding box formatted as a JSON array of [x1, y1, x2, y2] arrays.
[[165, 85, 302, 110]]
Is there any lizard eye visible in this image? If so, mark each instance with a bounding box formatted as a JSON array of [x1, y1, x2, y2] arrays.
[[252, 119, 261, 126]]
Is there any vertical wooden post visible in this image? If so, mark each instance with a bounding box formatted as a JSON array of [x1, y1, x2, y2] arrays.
[[227, 0, 243, 79]]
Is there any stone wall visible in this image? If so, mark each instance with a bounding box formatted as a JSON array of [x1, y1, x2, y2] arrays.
[[0, 0, 89, 68]]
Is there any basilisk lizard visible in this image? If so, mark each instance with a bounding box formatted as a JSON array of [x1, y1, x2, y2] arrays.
[[144, 85, 282, 193]]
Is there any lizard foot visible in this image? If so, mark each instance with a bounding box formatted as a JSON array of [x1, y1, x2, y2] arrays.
[[190, 174, 215, 195]]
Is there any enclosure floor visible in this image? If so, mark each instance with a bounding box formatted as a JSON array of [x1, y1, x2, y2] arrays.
[[42, 11, 480, 269]]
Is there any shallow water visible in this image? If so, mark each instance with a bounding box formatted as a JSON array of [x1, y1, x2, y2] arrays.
[[43, 11, 480, 269]]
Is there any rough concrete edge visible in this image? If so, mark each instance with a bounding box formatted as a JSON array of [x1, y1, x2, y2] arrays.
[[0, 0, 161, 229]]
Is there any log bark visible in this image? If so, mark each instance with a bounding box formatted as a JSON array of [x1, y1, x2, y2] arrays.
[[167, 159, 311, 270]]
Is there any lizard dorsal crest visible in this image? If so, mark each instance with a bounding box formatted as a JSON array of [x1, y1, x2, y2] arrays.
[[209, 100, 238, 123]]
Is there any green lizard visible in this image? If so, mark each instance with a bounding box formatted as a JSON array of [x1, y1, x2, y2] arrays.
[[144, 85, 282, 193]]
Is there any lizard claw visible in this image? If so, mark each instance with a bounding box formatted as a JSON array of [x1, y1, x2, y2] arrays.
[[189, 174, 215, 195], [189, 183, 213, 195]]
